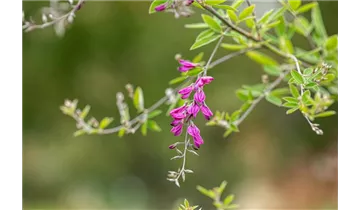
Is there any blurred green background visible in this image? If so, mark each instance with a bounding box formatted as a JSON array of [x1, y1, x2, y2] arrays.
[[23, 1, 338, 209]]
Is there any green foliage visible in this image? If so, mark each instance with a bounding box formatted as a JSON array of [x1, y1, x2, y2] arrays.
[[133, 86, 145, 112], [197, 181, 239, 210]]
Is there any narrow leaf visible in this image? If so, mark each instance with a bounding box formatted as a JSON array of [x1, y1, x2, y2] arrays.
[[296, 2, 317, 14], [289, 0, 301, 11], [169, 76, 187, 85], [148, 110, 162, 119], [206, 0, 226, 5], [289, 83, 300, 98], [99, 117, 113, 129], [239, 5, 255, 20], [314, 111, 336, 118], [185, 23, 209, 29], [141, 121, 148, 136], [312, 3, 327, 38], [246, 51, 279, 66], [148, 120, 162, 132], [231, 0, 245, 9], [266, 94, 282, 106], [290, 70, 305, 84], [190, 35, 221, 50], [133, 87, 145, 112], [202, 14, 222, 32]]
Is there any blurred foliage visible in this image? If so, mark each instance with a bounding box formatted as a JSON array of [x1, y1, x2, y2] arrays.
[[23, 1, 337, 209]]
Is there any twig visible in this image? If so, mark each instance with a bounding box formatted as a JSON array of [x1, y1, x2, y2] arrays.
[[23, 0, 85, 32], [203, 28, 229, 75], [233, 68, 291, 126], [245, 0, 261, 40], [199, 2, 314, 67]]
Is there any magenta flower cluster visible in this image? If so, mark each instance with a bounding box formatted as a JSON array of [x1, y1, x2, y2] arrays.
[[169, 59, 214, 149], [155, 0, 194, 12]]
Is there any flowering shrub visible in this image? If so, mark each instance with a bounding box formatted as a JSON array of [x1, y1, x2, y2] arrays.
[[23, 0, 337, 207]]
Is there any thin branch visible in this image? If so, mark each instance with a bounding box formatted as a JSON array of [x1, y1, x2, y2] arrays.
[[245, 0, 261, 40], [233, 68, 291, 126], [199, 2, 314, 67], [203, 28, 229, 75], [23, 0, 85, 32], [208, 47, 259, 69]]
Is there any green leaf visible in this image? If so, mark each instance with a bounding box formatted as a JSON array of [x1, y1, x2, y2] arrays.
[[279, 36, 294, 54], [236, 90, 249, 101], [325, 35, 338, 51], [275, 16, 286, 37], [293, 16, 311, 36], [118, 127, 126, 137], [190, 35, 221, 50], [196, 186, 215, 199], [231, 0, 245, 9], [312, 3, 327, 38], [296, 2, 317, 14], [185, 23, 209, 29], [99, 117, 113, 129], [302, 90, 311, 103], [286, 107, 299, 114], [227, 10, 238, 22], [289, 83, 300, 98], [266, 94, 282, 106], [192, 52, 204, 63], [323, 73, 336, 83], [245, 18, 255, 28], [184, 67, 203, 76], [219, 180, 227, 193], [258, 9, 274, 24], [270, 88, 290, 96], [133, 87, 145, 112], [80, 105, 90, 119], [303, 68, 313, 76], [314, 111, 336, 118], [282, 102, 298, 108], [239, 5, 255, 20], [205, 0, 226, 5], [169, 76, 187, 85], [246, 51, 279, 66], [184, 199, 190, 208], [221, 43, 247, 51], [196, 29, 215, 41], [141, 120, 148, 136], [270, 7, 287, 20], [290, 70, 305, 84], [148, 120, 162, 132], [289, 0, 301, 10], [223, 129, 233, 138], [282, 97, 298, 103], [148, 110, 162, 119], [213, 4, 237, 11], [149, 0, 167, 14], [263, 65, 281, 76], [202, 14, 222, 32], [224, 194, 235, 205], [74, 130, 86, 137]]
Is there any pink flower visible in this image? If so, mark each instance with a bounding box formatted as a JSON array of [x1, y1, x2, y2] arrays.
[[188, 103, 200, 118], [185, 0, 195, 6], [194, 89, 205, 104], [178, 59, 198, 72], [155, 3, 167, 12], [178, 85, 193, 99], [187, 124, 204, 148], [169, 104, 187, 116], [195, 76, 214, 88], [171, 123, 183, 136], [168, 144, 177, 149], [200, 103, 213, 120]]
